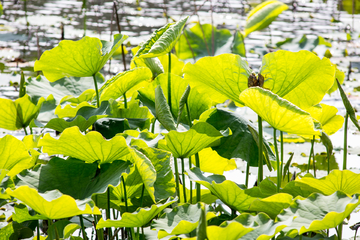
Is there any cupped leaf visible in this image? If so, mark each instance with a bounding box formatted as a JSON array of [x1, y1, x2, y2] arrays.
[[295, 170, 360, 196], [135, 17, 188, 58], [307, 103, 344, 135], [244, 0, 288, 37], [248, 193, 293, 219], [261, 50, 335, 110], [278, 191, 360, 237], [187, 167, 257, 211], [38, 126, 131, 165], [155, 85, 177, 131], [240, 87, 320, 136], [96, 199, 176, 228], [99, 67, 152, 102], [184, 54, 251, 105], [158, 122, 229, 158], [13, 157, 131, 200], [34, 34, 128, 81], [196, 148, 236, 175], [0, 94, 44, 130], [6, 185, 101, 220]]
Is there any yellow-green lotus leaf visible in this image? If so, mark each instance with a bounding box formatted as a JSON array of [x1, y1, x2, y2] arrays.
[[240, 87, 320, 135], [184, 54, 251, 105], [328, 66, 345, 95], [55, 101, 92, 118], [60, 89, 96, 104], [6, 186, 101, 219], [245, 0, 288, 37], [249, 193, 293, 219], [158, 53, 184, 76], [99, 67, 152, 102], [34, 34, 128, 82], [158, 122, 229, 158], [0, 94, 44, 130], [195, 148, 236, 175], [308, 103, 344, 135], [261, 50, 335, 110], [38, 126, 131, 164], [207, 221, 254, 240], [295, 170, 360, 196]]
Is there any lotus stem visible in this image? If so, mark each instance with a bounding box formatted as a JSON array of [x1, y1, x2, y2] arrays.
[[307, 136, 315, 173], [343, 113, 349, 170], [94, 214, 104, 240], [195, 153, 201, 202], [274, 128, 280, 193], [23, 127, 28, 136], [37, 220, 40, 240], [121, 175, 128, 212], [93, 74, 100, 108], [245, 159, 250, 188], [181, 158, 187, 202], [168, 52, 172, 113], [258, 115, 263, 184], [186, 102, 192, 127], [140, 184, 145, 207], [337, 223, 343, 240], [173, 158, 180, 201], [79, 215, 87, 240], [19, 71, 26, 98], [123, 92, 127, 108], [48, 220, 60, 240], [280, 131, 284, 186], [189, 156, 193, 203], [151, 118, 156, 133], [106, 189, 112, 239]]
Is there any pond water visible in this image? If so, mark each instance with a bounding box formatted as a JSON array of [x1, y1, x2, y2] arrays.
[[1, 0, 360, 238]]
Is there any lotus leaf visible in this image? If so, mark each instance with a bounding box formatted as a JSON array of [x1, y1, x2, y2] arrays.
[[278, 191, 360, 237], [195, 148, 236, 175], [38, 126, 131, 164], [6, 185, 101, 219], [155, 85, 177, 131], [307, 103, 344, 135], [34, 34, 128, 81], [55, 101, 92, 118], [158, 53, 184, 76], [158, 122, 229, 158], [184, 53, 251, 105], [276, 35, 332, 52], [261, 50, 335, 110], [96, 199, 176, 228], [328, 67, 345, 95], [244, 0, 288, 37], [60, 89, 95, 104], [117, 129, 162, 148], [135, 17, 188, 58], [206, 222, 253, 240], [248, 193, 293, 219], [0, 94, 44, 131], [240, 87, 320, 135]]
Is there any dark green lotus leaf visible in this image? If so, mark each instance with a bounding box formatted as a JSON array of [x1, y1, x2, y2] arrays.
[[278, 234, 336, 240], [278, 191, 360, 237], [276, 35, 332, 52], [13, 157, 131, 200], [135, 17, 188, 58], [0, 222, 34, 240], [34, 34, 128, 81], [94, 118, 149, 139]]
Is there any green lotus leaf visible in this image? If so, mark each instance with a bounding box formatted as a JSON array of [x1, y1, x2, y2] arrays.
[[278, 191, 360, 237], [34, 34, 128, 81], [307, 103, 344, 135], [12, 203, 45, 223], [336, 78, 360, 131], [175, 23, 245, 60], [248, 193, 293, 219], [117, 129, 162, 148], [195, 148, 236, 175], [63, 223, 81, 239], [0, 94, 44, 131], [240, 87, 320, 136], [0, 222, 34, 240], [177, 85, 191, 125], [38, 126, 131, 164], [135, 17, 188, 58], [13, 157, 130, 200], [295, 170, 360, 196], [130, 46, 164, 78], [96, 199, 176, 228], [99, 67, 152, 102], [152, 203, 208, 238], [276, 35, 332, 52], [118, 98, 154, 122], [0, 135, 34, 177], [6, 185, 101, 219], [61, 89, 95, 104], [158, 122, 229, 158], [158, 53, 184, 76], [55, 101, 92, 118], [155, 85, 177, 131], [244, 0, 288, 37], [278, 234, 336, 240], [27, 75, 98, 104], [187, 167, 257, 211], [184, 53, 251, 105], [261, 50, 335, 110], [94, 118, 149, 139], [341, 0, 360, 14], [328, 67, 345, 95], [199, 108, 275, 167], [136, 147, 176, 201], [206, 221, 254, 240]]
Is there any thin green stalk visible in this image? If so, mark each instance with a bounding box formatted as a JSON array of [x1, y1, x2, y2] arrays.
[[141, 227, 144, 240], [245, 160, 250, 188], [93, 74, 100, 108], [173, 158, 181, 201], [140, 184, 145, 207], [280, 131, 284, 185], [195, 153, 201, 202], [106, 189, 112, 239], [186, 102, 192, 127], [79, 215, 87, 240], [151, 118, 156, 133], [189, 156, 193, 203], [23, 127, 28, 136], [121, 175, 128, 212], [181, 158, 187, 203], [167, 52, 172, 113], [274, 128, 280, 192], [37, 220, 40, 240], [19, 71, 26, 98], [343, 113, 349, 170], [258, 115, 263, 184], [307, 136, 315, 173], [337, 223, 343, 240], [312, 143, 316, 178], [48, 220, 60, 240], [123, 92, 127, 108]]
